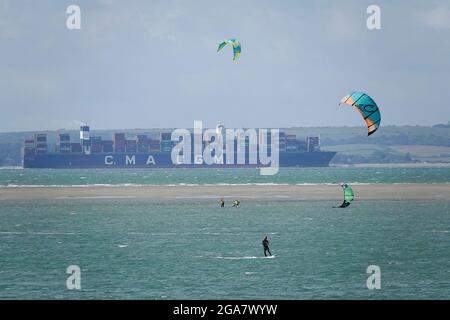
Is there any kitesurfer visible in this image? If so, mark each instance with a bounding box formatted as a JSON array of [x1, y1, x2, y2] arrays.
[[219, 198, 225, 208], [336, 183, 353, 208], [339, 200, 351, 208], [262, 236, 272, 257]]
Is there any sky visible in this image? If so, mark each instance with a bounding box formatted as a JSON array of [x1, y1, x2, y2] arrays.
[[0, 0, 449, 132]]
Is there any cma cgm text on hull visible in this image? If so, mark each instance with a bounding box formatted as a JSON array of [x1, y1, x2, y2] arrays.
[[23, 121, 336, 174]]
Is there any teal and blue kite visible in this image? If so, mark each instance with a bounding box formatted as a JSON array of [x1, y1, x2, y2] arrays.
[[217, 39, 241, 61], [339, 91, 381, 136]]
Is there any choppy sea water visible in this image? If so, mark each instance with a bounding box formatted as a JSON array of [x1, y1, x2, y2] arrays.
[[0, 167, 449, 299], [0, 166, 450, 186], [1, 198, 450, 299]]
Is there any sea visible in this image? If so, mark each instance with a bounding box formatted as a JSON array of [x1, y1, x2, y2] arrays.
[[0, 166, 449, 299]]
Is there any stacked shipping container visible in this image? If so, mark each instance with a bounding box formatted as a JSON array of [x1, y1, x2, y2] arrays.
[[91, 136, 103, 153], [286, 134, 297, 152], [114, 133, 126, 153], [23, 127, 322, 158], [137, 135, 149, 153], [35, 134, 47, 154], [160, 132, 172, 152], [102, 141, 114, 153], [57, 133, 71, 153]]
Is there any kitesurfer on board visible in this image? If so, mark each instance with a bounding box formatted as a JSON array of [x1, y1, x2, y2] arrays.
[[262, 236, 272, 257]]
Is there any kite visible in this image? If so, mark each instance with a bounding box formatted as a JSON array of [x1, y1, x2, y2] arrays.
[[217, 39, 241, 61], [339, 91, 381, 136]]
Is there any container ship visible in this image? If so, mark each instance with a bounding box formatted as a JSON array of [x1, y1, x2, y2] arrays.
[[22, 124, 336, 168]]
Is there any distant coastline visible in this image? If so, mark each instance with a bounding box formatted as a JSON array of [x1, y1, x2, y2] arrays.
[[332, 162, 450, 168]]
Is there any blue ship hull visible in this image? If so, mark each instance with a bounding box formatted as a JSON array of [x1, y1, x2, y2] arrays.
[[23, 152, 336, 168]]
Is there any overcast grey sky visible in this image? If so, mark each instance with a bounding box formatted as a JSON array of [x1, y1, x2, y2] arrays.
[[0, 0, 449, 132]]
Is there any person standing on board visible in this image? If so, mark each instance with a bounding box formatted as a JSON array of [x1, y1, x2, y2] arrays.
[[338, 183, 352, 208], [262, 236, 272, 257], [219, 198, 225, 208]]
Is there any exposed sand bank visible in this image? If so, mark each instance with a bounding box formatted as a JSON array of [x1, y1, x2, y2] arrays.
[[1, 184, 449, 201]]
